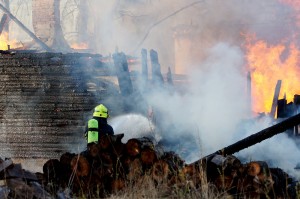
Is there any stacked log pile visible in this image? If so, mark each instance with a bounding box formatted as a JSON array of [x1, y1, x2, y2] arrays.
[[0, 134, 297, 198], [32, 134, 298, 198]]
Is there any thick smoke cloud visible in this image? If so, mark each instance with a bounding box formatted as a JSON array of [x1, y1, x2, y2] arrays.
[[79, 0, 300, 177], [236, 116, 300, 179], [72, 0, 294, 72], [143, 43, 248, 162]]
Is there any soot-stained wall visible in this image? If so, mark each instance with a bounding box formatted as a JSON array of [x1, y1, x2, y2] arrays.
[[0, 52, 121, 158]]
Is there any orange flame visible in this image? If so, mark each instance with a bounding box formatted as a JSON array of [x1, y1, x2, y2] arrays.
[[71, 42, 88, 50], [0, 32, 20, 50], [244, 34, 300, 114]]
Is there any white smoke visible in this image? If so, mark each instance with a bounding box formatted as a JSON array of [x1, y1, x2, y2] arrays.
[[110, 113, 161, 143], [65, 0, 294, 72], [143, 42, 248, 162], [71, 0, 300, 178], [236, 116, 300, 179]]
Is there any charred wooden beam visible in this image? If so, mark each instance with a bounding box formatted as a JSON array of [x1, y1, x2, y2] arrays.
[[141, 48, 148, 91], [277, 98, 287, 118], [293, 94, 300, 135], [113, 52, 135, 112], [294, 95, 300, 106], [0, 3, 53, 52], [190, 112, 300, 167], [1, 0, 9, 34], [167, 67, 173, 86], [216, 112, 300, 156], [150, 49, 164, 87], [141, 49, 148, 80], [112, 52, 133, 97], [0, 14, 8, 35], [270, 80, 282, 118]]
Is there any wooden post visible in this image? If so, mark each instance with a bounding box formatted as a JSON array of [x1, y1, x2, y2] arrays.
[[150, 49, 164, 87], [277, 98, 287, 119], [270, 80, 282, 118], [113, 52, 133, 97], [141, 49, 148, 91], [112, 52, 134, 113], [167, 67, 173, 86], [293, 94, 300, 136], [141, 49, 148, 80], [166, 66, 174, 94]]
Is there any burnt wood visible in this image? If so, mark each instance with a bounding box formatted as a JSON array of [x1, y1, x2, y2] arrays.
[[217, 112, 300, 156]]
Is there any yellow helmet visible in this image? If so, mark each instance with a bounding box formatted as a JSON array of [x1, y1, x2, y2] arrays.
[[93, 104, 109, 118]]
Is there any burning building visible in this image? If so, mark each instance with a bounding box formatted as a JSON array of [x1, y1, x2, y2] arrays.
[[0, 1, 300, 197], [0, 0, 299, 185]]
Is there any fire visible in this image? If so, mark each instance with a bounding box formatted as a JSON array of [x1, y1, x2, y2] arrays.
[[0, 32, 19, 50], [244, 34, 300, 114], [71, 42, 88, 50]]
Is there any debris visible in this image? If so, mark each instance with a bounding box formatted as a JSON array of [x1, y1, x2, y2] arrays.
[[0, 113, 299, 198], [0, 159, 13, 173], [0, 131, 297, 198]]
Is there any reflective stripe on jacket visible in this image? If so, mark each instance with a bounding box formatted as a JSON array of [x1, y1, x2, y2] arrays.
[[87, 118, 99, 144]]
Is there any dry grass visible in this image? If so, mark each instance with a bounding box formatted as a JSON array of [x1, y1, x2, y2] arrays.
[[107, 179, 229, 199], [106, 169, 230, 199]]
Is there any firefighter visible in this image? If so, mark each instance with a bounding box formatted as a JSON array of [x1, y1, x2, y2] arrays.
[[85, 104, 114, 145]]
